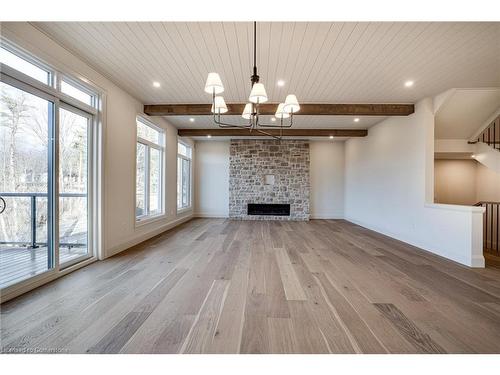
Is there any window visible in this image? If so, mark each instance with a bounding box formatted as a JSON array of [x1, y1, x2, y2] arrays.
[[136, 117, 164, 221], [177, 141, 192, 210], [0, 39, 100, 292], [61, 79, 94, 106], [1, 45, 52, 85]]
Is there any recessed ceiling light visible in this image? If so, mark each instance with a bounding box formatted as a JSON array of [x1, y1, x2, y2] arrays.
[[329, 135, 334, 139], [207, 135, 212, 139], [354, 118, 360, 122], [271, 117, 276, 122], [404, 80, 414, 87], [153, 81, 161, 88], [189, 118, 195, 122], [277, 80, 285, 87]]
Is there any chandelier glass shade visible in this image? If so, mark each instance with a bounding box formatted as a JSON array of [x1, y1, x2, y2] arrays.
[[204, 22, 300, 139]]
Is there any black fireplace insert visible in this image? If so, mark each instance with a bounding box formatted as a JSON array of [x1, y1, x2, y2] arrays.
[[247, 203, 290, 216]]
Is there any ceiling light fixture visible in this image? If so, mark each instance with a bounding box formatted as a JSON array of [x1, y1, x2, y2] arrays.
[[329, 135, 334, 139], [204, 22, 299, 140], [277, 80, 285, 87], [207, 135, 212, 139], [404, 80, 414, 87], [354, 118, 360, 122], [153, 81, 161, 88], [189, 118, 195, 122]]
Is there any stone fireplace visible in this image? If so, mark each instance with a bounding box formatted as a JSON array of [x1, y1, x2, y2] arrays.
[[229, 140, 310, 220]]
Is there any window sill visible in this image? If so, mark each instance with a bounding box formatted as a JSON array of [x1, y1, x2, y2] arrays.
[[135, 213, 167, 228]]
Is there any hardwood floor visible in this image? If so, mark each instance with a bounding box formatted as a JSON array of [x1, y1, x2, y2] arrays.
[[2, 218, 500, 354]]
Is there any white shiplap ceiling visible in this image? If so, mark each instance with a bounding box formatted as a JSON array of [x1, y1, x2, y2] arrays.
[[435, 88, 500, 139], [32, 22, 500, 129]]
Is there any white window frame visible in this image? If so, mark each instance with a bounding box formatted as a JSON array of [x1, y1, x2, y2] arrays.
[[135, 116, 165, 224], [59, 75, 98, 108], [0, 37, 104, 303], [177, 140, 192, 212], [1, 38, 55, 86]]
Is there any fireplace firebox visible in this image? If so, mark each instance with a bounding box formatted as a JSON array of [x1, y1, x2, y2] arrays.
[[247, 203, 290, 216]]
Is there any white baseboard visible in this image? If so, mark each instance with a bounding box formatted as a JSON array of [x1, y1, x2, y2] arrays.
[[471, 255, 486, 268], [193, 211, 344, 220], [194, 212, 229, 218], [195, 212, 344, 220], [310, 213, 344, 219], [344, 216, 482, 268], [105, 214, 194, 258]]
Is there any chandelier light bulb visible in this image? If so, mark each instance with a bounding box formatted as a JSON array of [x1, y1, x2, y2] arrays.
[[211, 96, 228, 114], [249, 83, 268, 104], [205, 72, 224, 94]]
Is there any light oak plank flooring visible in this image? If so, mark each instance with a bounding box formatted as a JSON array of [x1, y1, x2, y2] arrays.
[[2, 218, 500, 354]]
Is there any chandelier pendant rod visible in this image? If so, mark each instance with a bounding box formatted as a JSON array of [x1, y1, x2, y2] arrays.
[[206, 21, 300, 138]]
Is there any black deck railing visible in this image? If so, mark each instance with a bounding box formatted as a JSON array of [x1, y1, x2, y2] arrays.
[[474, 201, 499, 255], [0, 192, 87, 249], [469, 115, 500, 151]]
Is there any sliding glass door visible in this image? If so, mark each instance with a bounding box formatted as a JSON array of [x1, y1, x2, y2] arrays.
[[0, 80, 55, 288], [0, 81, 94, 289], [58, 105, 92, 267]]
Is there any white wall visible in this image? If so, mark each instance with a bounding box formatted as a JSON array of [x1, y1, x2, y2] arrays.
[[310, 141, 344, 218], [345, 98, 485, 267], [2, 23, 193, 259], [474, 142, 500, 174], [194, 140, 230, 217], [434, 159, 477, 205], [434, 139, 475, 153], [194, 140, 346, 219], [476, 162, 500, 202], [434, 158, 500, 206]]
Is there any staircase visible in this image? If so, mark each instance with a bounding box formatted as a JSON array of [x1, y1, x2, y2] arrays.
[[470, 114, 500, 151], [475, 201, 500, 267], [468, 115, 500, 174], [475, 201, 499, 250], [471, 117, 500, 267]]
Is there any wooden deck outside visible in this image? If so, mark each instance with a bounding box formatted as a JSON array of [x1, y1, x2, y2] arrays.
[[0, 245, 88, 288]]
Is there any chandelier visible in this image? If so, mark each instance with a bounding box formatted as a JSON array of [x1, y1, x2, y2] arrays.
[[204, 22, 300, 139]]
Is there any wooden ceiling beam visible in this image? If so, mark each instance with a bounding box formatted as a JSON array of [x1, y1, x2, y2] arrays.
[[177, 128, 368, 137], [144, 103, 414, 116]]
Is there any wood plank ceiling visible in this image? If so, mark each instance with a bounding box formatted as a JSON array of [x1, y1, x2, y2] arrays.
[[33, 22, 500, 130]]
